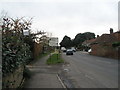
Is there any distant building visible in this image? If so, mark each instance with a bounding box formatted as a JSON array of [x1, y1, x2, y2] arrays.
[[82, 39, 96, 47]]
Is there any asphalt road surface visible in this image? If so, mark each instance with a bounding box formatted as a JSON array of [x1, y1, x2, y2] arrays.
[[62, 51, 118, 88]]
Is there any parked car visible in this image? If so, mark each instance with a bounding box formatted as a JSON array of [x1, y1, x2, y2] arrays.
[[71, 47, 76, 52], [61, 47, 66, 52], [66, 49, 73, 55], [88, 49, 92, 53]]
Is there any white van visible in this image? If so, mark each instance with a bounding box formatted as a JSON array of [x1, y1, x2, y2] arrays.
[[61, 47, 66, 52], [71, 47, 76, 52]]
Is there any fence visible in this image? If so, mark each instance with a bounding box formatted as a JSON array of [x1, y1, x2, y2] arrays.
[[33, 42, 44, 59]]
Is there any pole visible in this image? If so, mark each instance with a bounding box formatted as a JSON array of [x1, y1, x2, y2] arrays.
[[50, 46, 51, 61], [57, 42, 59, 60]]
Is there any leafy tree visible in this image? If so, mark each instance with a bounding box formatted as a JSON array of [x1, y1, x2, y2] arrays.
[[73, 33, 85, 47], [60, 32, 95, 48], [73, 32, 95, 47], [83, 32, 95, 40], [60, 35, 72, 48]]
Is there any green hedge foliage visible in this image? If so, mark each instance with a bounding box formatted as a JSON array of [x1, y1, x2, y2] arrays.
[[2, 17, 32, 77]]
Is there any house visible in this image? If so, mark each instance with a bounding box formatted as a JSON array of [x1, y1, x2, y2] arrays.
[[82, 38, 96, 47], [82, 38, 96, 51], [90, 28, 120, 59]]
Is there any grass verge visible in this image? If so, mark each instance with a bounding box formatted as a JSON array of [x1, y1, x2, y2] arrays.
[[46, 53, 64, 65]]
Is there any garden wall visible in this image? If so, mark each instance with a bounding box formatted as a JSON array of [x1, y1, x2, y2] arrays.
[[2, 65, 24, 88], [90, 44, 119, 59]]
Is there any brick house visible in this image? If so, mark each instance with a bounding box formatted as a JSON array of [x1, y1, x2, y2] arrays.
[[82, 38, 96, 51], [90, 29, 120, 59], [82, 38, 96, 47]]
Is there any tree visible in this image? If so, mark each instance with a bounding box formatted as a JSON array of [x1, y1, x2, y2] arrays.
[[83, 32, 95, 40], [60, 35, 72, 48], [73, 33, 85, 47], [73, 32, 95, 47]]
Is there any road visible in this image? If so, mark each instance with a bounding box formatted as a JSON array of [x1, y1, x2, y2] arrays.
[[61, 51, 118, 88]]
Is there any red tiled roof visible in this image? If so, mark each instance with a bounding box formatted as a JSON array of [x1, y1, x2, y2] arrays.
[[82, 31, 120, 46], [83, 39, 96, 44], [82, 38, 96, 45], [93, 32, 120, 44]]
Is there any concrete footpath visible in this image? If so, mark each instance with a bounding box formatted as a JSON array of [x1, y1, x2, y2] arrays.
[[23, 55, 64, 88]]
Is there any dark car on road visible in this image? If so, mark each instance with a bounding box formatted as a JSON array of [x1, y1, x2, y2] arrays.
[[66, 49, 73, 55]]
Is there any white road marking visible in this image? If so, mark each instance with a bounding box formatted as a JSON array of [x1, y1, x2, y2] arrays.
[[81, 51, 88, 54], [64, 69, 69, 72], [85, 74, 94, 80], [57, 74, 67, 89]]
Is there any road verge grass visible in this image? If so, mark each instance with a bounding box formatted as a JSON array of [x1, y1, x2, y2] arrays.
[[46, 53, 64, 65]]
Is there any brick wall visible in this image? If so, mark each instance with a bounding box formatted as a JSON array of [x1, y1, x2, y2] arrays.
[[90, 44, 119, 59], [2, 65, 24, 88], [114, 33, 120, 41]]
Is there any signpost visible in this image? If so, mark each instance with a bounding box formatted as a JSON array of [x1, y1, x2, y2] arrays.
[[49, 37, 59, 61], [49, 37, 58, 47]]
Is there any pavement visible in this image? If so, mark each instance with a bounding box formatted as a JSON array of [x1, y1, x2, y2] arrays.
[[61, 51, 118, 88], [23, 51, 118, 88], [23, 55, 64, 88]]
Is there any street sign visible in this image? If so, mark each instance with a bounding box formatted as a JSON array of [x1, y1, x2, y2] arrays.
[[23, 29, 30, 36], [49, 37, 58, 46]]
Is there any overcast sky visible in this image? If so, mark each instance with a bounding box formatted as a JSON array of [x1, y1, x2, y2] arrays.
[[0, 0, 119, 43]]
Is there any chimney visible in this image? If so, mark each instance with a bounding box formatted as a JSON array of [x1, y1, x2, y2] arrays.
[[97, 35, 99, 38], [110, 28, 113, 34]]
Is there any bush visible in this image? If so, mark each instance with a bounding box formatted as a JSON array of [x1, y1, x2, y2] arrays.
[[2, 17, 32, 76], [112, 42, 120, 47]]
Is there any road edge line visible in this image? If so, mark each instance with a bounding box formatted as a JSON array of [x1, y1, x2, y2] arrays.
[[57, 74, 67, 89]]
